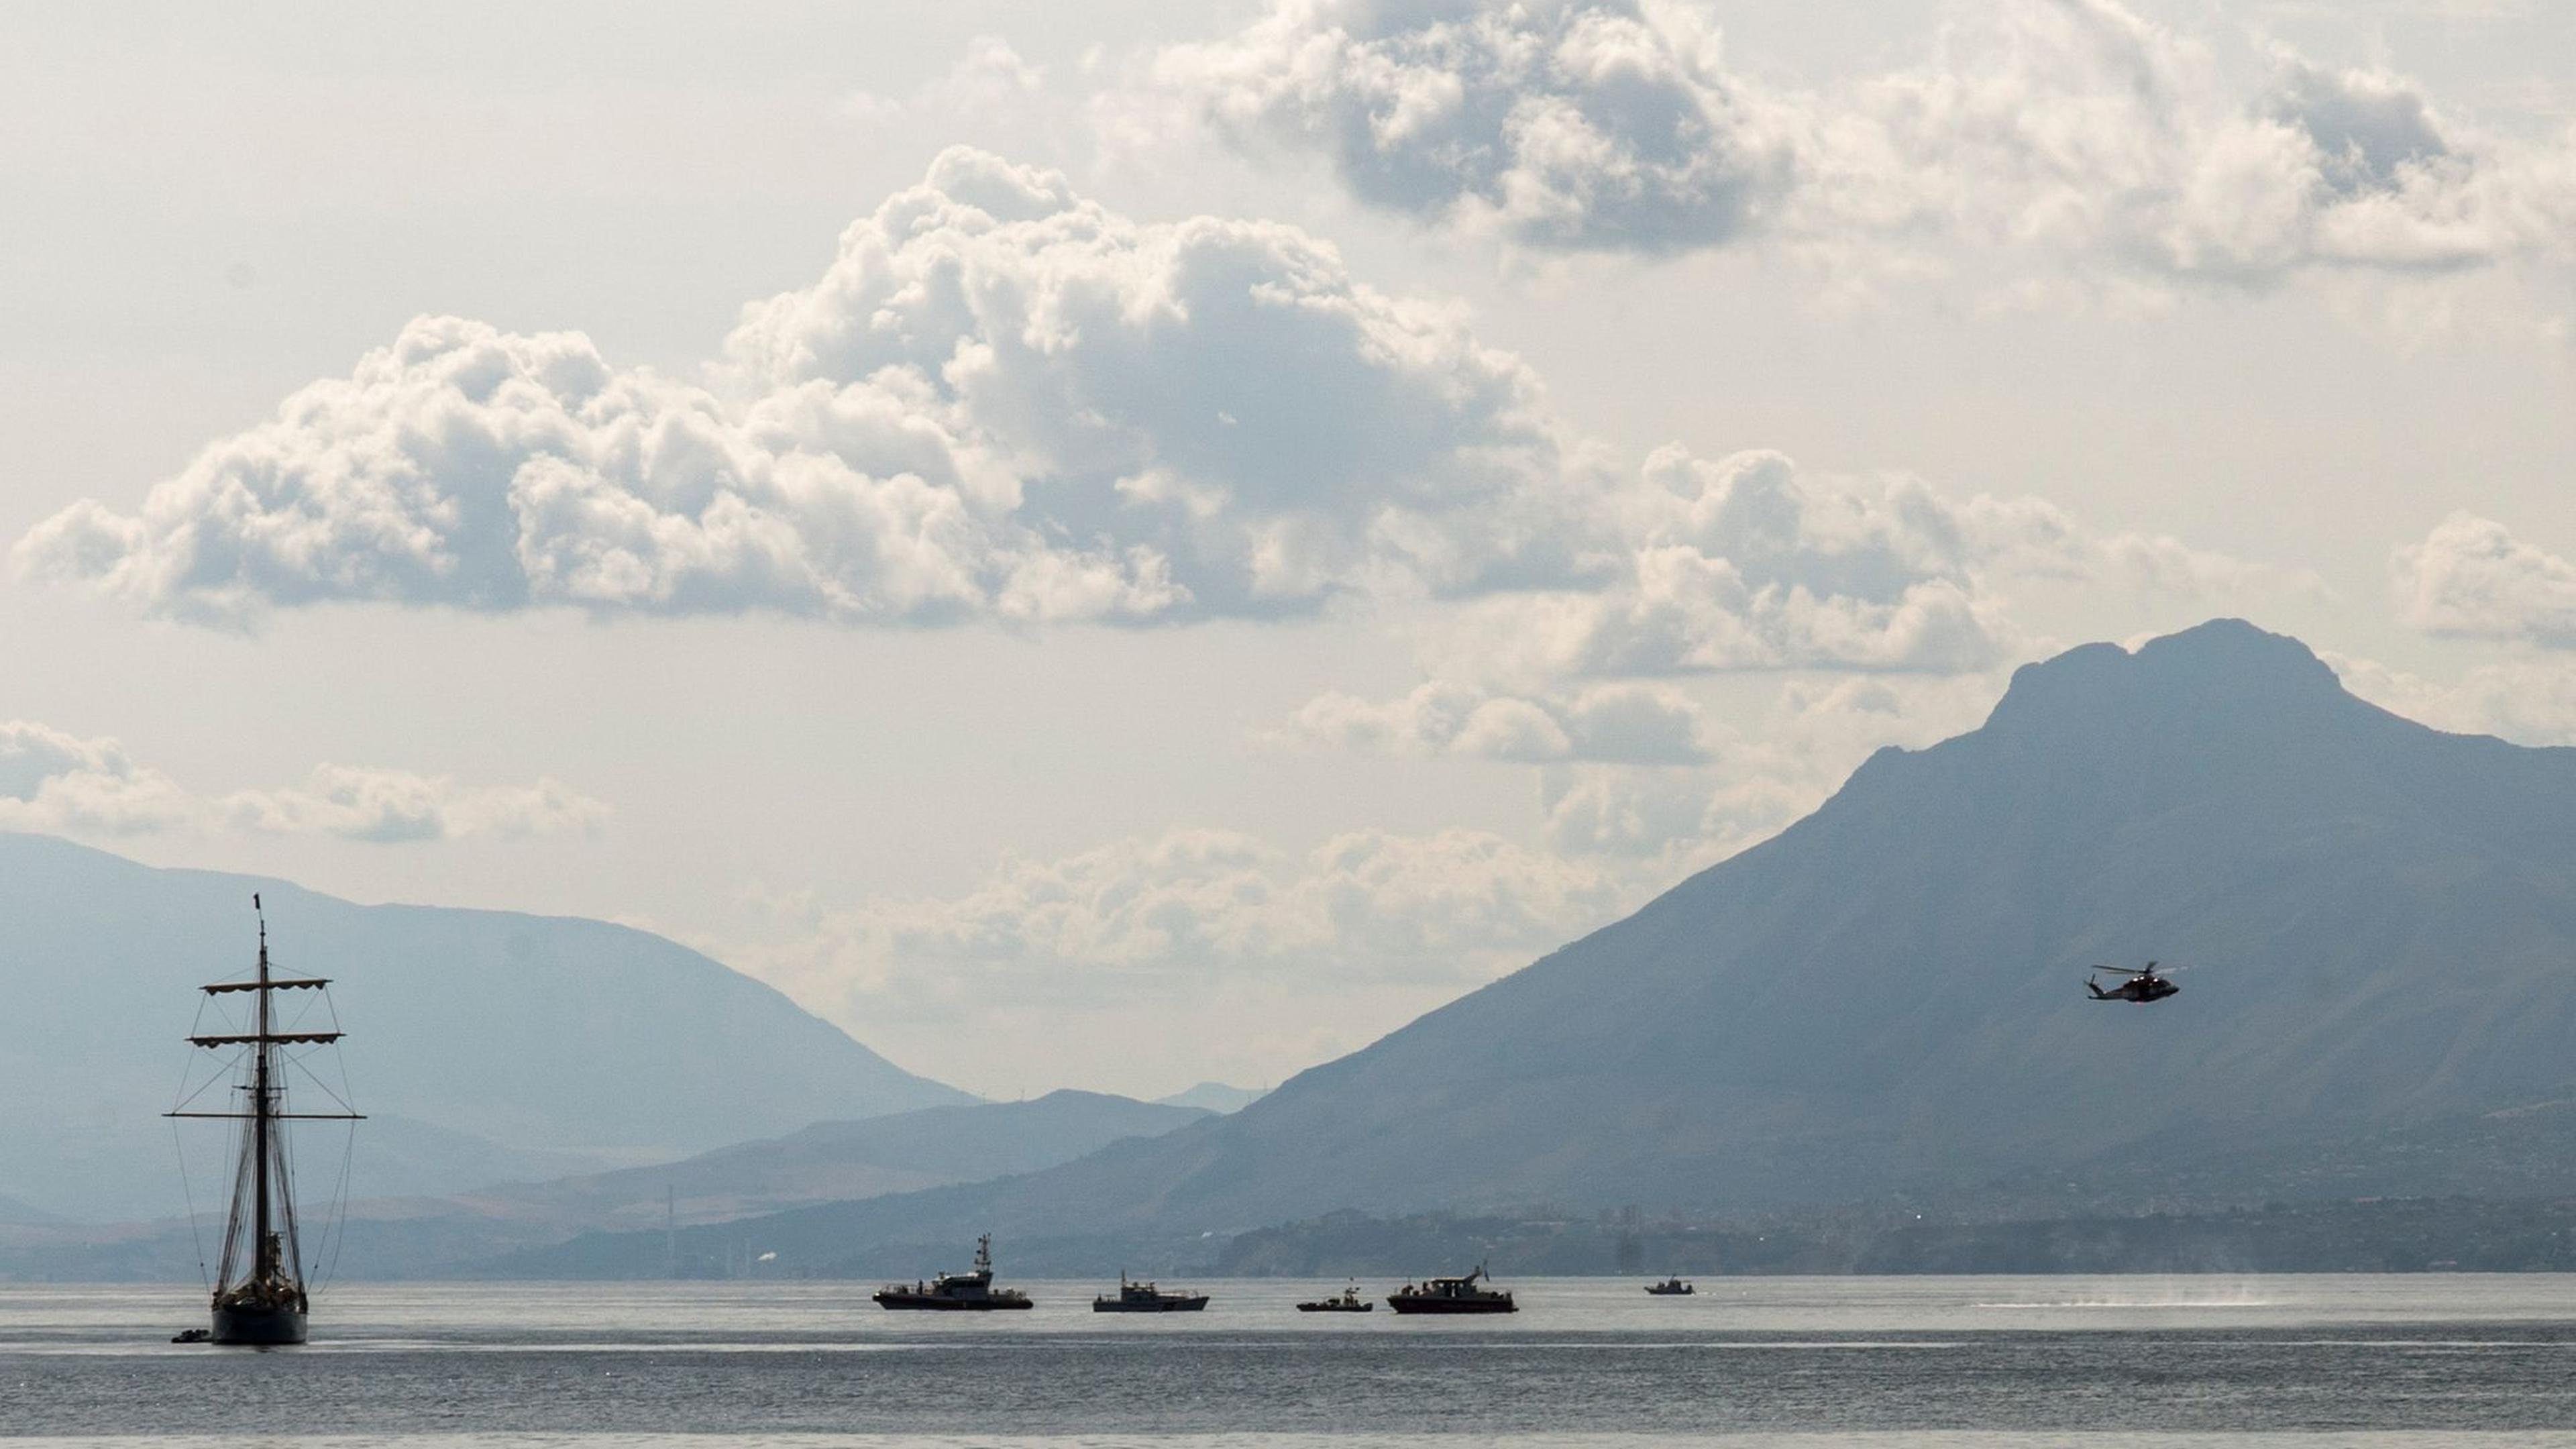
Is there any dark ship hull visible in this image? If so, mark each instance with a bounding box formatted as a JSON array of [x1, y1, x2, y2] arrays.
[[1387, 1293, 1515, 1314], [1092, 1295, 1208, 1312], [871, 1291, 1032, 1311], [211, 1303, 307, 1345]]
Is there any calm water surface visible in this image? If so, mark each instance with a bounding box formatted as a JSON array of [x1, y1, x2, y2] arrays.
[[8, 1276, 2576, 1445]]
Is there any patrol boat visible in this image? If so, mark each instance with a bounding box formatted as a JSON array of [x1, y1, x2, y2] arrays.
[[1387, 1264, 1515, 1314], [166, 896, 363, 1345], [1091, 1273, 1209, 1312], [1645, 1276, 1695, 1295], [1295, 1282, 1374, 1312], [872, 1234, 1034, 1309]]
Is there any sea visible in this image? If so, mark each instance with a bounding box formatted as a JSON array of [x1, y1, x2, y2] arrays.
[[9, 1275, 2576, 1446]]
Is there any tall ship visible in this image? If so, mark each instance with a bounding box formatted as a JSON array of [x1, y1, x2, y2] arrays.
[[1387, 1264, 1516, 1314], [872, 1235, 1034, 1309], [1091, 1273, 1208, 1312], [166, 896, 362, 1345]]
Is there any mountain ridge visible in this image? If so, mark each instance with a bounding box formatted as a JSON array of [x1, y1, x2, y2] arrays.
[[497, 619, 2576, 1275], [0, 833, 971, 1220], [429, 1088, 1210, 1233], [0, 1089, 1212, 1279]]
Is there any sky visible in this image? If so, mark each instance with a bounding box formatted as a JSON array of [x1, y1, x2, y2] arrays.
[[2, 0, 2572, 1101]]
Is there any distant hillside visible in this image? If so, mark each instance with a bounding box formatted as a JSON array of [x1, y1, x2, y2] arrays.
[[1155, 1083, 1268, 1114], [1219, 1199, 2576, 1277], [0, 1089, 1205, 1280], [500, 619, 2576, 1276], [0, 1196, 63, 1228], [0, 835, 969, 1220], [437, 1089, 1209, 1234]]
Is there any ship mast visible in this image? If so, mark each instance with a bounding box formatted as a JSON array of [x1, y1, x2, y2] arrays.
[[168, 894, 363, 1309], [252, 900, 272, 1283]]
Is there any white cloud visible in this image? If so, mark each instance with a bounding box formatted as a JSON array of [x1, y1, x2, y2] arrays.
[[18, 150, 1590, 627], [2393, 511, 2576, 647], [1155, 0, 2576, 289], [1282, 679, 1707, 762], [218, 765, 610, 844], [1825, 7, 2576, 290], [1538, 672, 2001, 867], [0, 722, 199, 835], [703, 668, 2006, 1091], [2326, 650, 2576, 746], [693, 824, 1649, 1091], [839, 36, 1051, 126], [1290, 662, 2007, 871], [724, 824, 1631, 1021], [1153, 0, 1796, 254], [1419, 447, 2266, 686], [0, 720, 605, 843], [1538, 765, 1737, 860], [19, 146, 2295, 666]]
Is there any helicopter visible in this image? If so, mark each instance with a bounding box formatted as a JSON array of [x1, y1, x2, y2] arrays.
[[2085, 962, 2181, 1004]]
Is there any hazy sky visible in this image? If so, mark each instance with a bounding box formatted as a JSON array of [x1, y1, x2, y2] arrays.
[[4, 0, 2572, 1099]]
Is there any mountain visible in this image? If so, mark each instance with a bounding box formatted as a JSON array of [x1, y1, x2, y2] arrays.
[[1155, 1082, 1268, 1114], [0, 1090, 1206, 1279], [0, 1196, 64, 1228], [504, 619, 2576, 1275], [419, 1089, 1209, 1236], [0, 834, 969, 1220]]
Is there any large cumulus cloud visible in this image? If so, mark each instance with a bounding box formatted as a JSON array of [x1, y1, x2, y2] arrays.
[[1155, 0, 1794, 253], [1157, 0, 2576, 285], [18, 146, 2277, 670], [18, 150, 1585, 626]]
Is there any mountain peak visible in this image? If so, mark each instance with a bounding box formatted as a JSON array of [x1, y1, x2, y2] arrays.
[[2132, 616, 2337, 681], [1982, 619, 2346, 741]]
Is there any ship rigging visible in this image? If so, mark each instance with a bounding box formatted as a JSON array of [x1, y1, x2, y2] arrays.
[[166, 894, 362, 1345]]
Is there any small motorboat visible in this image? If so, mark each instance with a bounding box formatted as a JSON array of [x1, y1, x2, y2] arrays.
[[1644, 1276, 1695, 1296], [170, 1328, 211, 1343], [1296, 1282, 1374, 1312]]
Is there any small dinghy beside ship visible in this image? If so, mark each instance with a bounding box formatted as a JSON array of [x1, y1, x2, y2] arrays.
[[873, 1235, 1034, 1309], [1387, 1265, 1515, 1314], [1091, 1273, 1209, 1312]]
